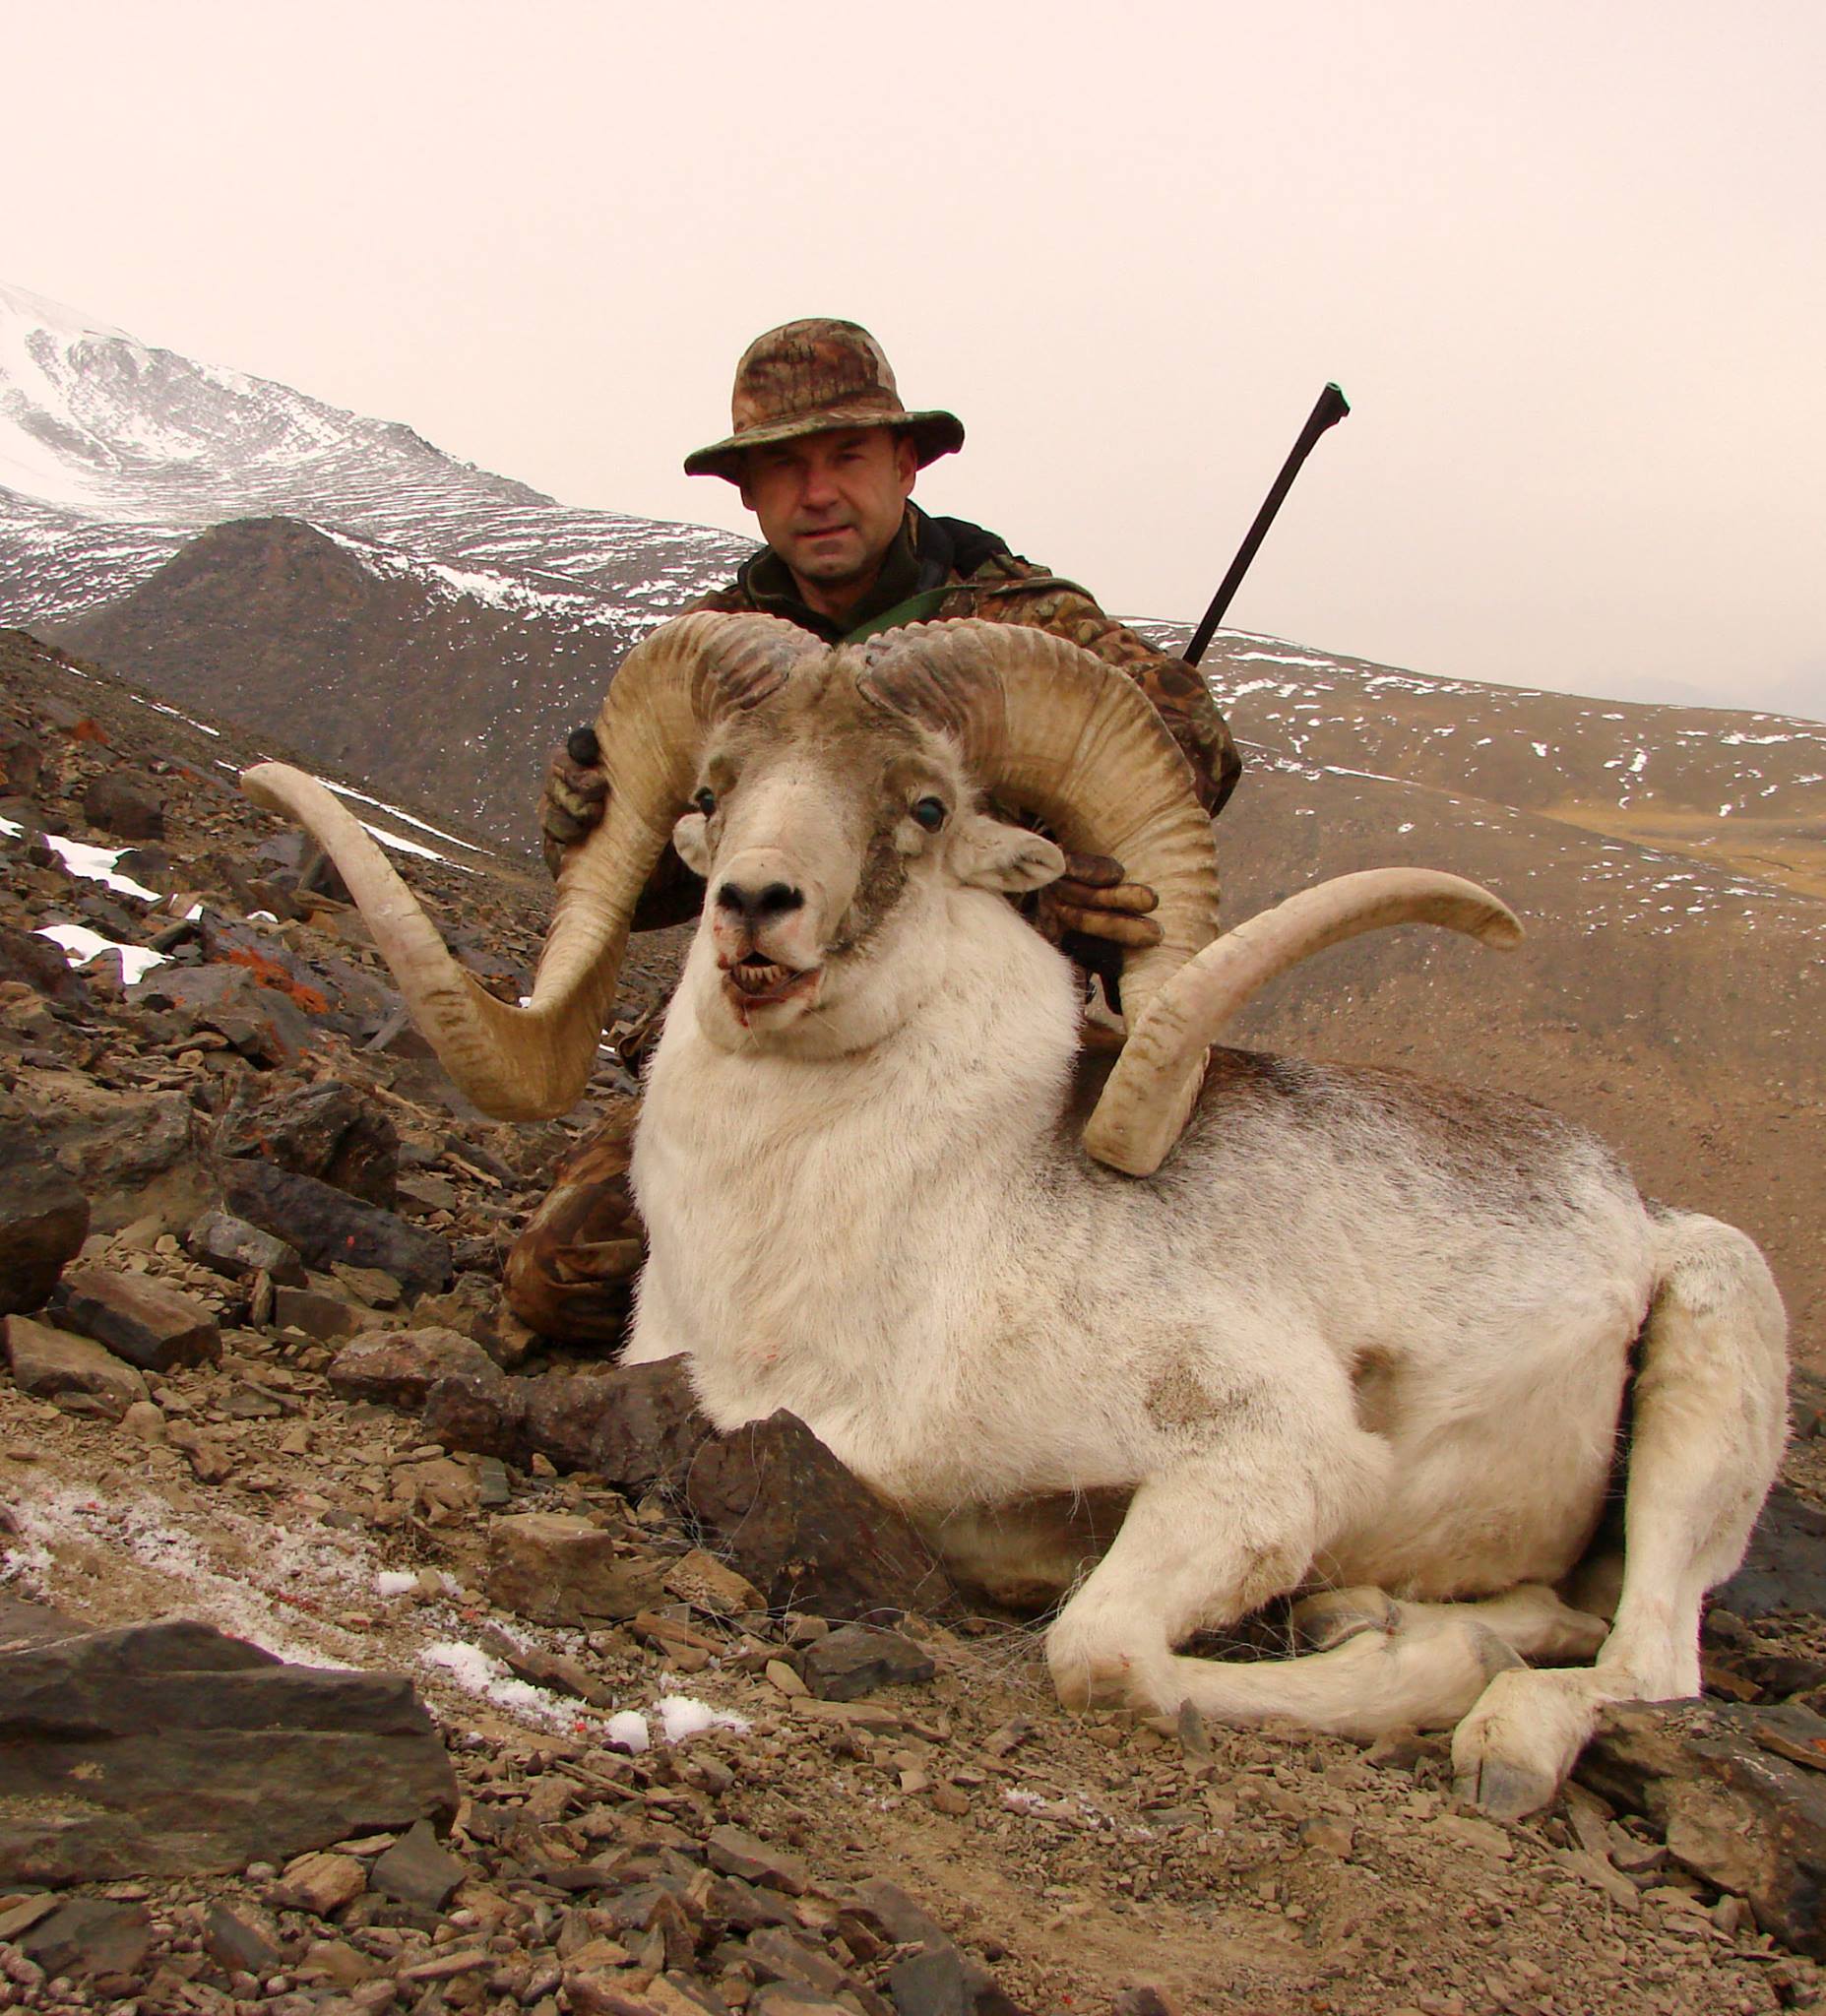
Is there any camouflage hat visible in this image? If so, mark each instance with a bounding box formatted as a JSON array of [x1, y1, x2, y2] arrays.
[[684, 319, 965, 482]]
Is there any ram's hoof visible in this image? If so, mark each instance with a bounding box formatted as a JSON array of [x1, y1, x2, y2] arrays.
[[1291, 1587, 1400, 1652]]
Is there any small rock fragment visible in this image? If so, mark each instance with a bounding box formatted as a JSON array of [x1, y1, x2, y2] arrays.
[[328, 1326, 501, 1410], [800, 1623, 937, 1702], [707, 1824, 809, 1896], [484, 1511, 668, 1624], [370, 1817, 469, 1911], [663, 1547, 764, 1616], [204, 1903, 282, 1975], [186, 1208, 308, 1288], [277, 1850, 369, 1916]]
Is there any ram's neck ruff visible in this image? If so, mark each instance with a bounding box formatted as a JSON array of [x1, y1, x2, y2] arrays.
[[629, 884, 1082, 1470]]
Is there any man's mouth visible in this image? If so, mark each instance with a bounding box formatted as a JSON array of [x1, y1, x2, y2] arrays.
[[721, 952, 821, 1017]]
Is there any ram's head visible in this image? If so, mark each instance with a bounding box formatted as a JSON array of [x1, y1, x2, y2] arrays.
[[243, 612, 1518, 1175]]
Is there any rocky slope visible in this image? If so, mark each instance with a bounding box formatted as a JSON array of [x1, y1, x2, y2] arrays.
[[5, 632, 1826, 2016]]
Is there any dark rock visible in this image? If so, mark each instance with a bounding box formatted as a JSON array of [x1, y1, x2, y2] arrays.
[[0, 922, 90, 1005], [710, 1876, 800, 1933], [0, 1154, 89, 1315], [48, 1264, 221, 1371], [204, 1903, 282, 1975], [846, 1880, 950, 1949], [1717, 1484, 1826, 1620], [801, 1624, 937, 1702], [685, 1412, 958, 1623], [0, 723, 48, 797], [82, 769, 165, 841], [45, 1086, 205, 1218], [583, 1356, 715, 1487], [886, 1944, 1029, 2016], [18, 1897, 152, 1980], [370, 1817, 469, 1911], [217, 1079, 400, 1206], [220, 1159, 453, 1296], [329, 1326, 501, 1410], [187, 1206, 308, 1287], [747, 1983, 852, 2014], [0, 1617, 459, 1884], [422, 1368, 526, 1458], [130, 962, 321, 1065], [745, 1925, 850, 1994], [4, 1313, 148, 1419], [1578, 1697, 1826, 1956], [1110, 1992, 1184, 2016], [274, 1283, 364, 1342], [484, 1511, 669, 1624], [534, 1370, 652, 1476], [706, 1825, 809, 1897]]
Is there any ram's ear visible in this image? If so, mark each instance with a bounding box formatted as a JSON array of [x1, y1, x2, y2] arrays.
[[672, 811, 712, 875], [951, 812, 1065, 894]]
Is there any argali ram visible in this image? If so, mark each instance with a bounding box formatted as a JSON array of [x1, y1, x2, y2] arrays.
[[243, 611, 1788, 1819]]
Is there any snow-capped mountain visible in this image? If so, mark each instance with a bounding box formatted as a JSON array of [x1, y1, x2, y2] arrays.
[[0, 280, 747, 632], [3, 281, 1822, 885]]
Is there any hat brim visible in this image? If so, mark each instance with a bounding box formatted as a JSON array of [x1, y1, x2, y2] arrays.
[[684, 407, 965, 482]]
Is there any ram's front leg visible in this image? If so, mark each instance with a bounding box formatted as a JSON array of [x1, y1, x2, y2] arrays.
[[1045, 1414, 1517, 1742], [1044, 1424, 1358, 1712]]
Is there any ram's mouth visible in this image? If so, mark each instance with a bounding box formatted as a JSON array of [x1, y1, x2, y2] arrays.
[[721, 952, 822, 1017]]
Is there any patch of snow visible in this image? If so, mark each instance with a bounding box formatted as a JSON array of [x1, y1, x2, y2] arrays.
[[35, 923, 167, 983], [147, 700, 221, 737], [419, 1640, 575, 1728], [356, 819, 478, 875], [606, 1710, 651, 1754], [375, 1570, 419, 1599], [319, 777, 490, 854], [656, 1695, 750, 1743], [40, 832, 159, 900]]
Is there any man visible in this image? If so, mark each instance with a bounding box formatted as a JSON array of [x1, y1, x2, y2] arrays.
[[508, 318, 1240, 1344]]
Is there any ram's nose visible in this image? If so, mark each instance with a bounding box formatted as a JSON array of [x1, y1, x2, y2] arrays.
[[714, 874, 805, 925]]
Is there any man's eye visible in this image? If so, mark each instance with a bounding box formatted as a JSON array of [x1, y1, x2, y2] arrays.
[[693, 788, 718, 816], [911, 796, 947, 832]]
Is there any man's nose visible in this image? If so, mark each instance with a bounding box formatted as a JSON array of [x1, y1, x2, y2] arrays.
[[799, 462, 839, 507]]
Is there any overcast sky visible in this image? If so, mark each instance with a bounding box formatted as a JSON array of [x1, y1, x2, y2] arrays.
[[9, 1, 1823, 720]]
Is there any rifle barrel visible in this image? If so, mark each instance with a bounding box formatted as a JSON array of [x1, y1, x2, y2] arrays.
[[1183, 382, 1350, 668]]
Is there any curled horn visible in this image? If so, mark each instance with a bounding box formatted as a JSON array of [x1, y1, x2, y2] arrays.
[[852, 620, 1224, 1043], [1084, 869, 1524, 1174], [854, 623, 1520, 1178], [240, 611, 816, 1119]]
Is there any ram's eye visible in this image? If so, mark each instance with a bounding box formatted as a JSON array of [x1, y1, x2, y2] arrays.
[[910, 795, 947, 833], [692, 787, 717, 817]]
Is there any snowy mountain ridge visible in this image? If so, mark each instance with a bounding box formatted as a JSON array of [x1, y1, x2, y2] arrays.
[[0, 280, 747, 630], [2, 280, 1821, 895]]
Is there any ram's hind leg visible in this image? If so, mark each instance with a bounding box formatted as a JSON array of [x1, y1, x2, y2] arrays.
[[1294, 1584, 1609, 1664], [1451, 1212, 1789, 1820]]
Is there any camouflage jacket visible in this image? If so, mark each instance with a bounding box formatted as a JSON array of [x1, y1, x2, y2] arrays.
[[694, 506, 1241, 818]]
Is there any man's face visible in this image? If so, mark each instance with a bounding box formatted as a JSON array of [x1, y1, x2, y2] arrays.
[[737, 427, 918, 591]]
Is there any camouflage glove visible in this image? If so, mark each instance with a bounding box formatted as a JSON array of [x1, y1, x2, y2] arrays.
[[538, 724, 608, 877], [1035, 851, 1164, 954]]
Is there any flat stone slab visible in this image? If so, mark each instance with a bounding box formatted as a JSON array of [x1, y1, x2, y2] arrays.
[[4, 1312, 147, 1419], [0, 1617, 458, 1885], [47, 1263, 221, 1371]]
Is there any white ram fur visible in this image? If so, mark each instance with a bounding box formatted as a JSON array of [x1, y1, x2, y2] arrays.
[[623, 728, 1788, 1820]]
